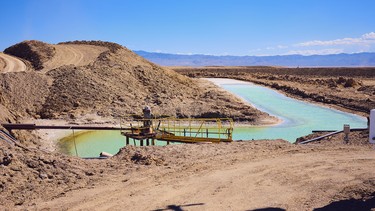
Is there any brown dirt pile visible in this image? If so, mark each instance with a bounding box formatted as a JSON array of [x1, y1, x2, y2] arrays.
[[0, 140, 101, 207], [1, 41, 270, 123], [0, 72, 50, 120], [4, 40, 55, 70], [175, 66, 375, 116]]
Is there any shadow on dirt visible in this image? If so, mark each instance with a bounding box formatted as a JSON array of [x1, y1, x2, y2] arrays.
[[314, 195, 375, 211], [152, 203, 205, 211], [247, 208, 286, 211]]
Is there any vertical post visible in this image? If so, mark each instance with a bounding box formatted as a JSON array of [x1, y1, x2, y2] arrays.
[[126, 136, 129, 145], [152, 138, 155, 145], [343, 124, 350, 143], [146, 139, 149, 146], [167, 141, 170, 145], [184, 129, 186, 137], [140, 139, 144, 146], [206, 128, 208, 138], [72, 129, 78, 157], [370, 109, 375, 144], [133, 139, 136, 146]]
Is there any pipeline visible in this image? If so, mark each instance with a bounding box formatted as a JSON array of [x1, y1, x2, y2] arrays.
[[0, 130, 16, 146], [1, 123, 130, 131], [299, 127, 368, 144]]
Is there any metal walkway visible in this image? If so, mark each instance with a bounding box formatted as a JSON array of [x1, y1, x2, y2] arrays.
[[1, 118, 234, 146], [122, 118, 233, 145]]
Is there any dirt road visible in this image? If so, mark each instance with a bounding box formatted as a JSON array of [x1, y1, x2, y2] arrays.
[[41, 44, 107, 71], [0, 52, 27, 72], [34, 141, 375, 211]]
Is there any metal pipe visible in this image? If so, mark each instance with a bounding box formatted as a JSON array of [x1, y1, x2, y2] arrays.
[[1, 123, 131, 131]]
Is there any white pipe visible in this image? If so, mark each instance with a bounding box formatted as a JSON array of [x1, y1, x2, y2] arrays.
[[99, 152, 113, 158], [370, 109, 375, 144]]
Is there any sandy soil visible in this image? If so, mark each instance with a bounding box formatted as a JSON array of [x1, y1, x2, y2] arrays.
[[21, 140, 374, 211], [0, 52, 27, 72], [40, 44, 107, 71]]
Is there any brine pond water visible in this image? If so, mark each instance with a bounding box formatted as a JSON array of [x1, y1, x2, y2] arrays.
[[59, 78, 367, 157]]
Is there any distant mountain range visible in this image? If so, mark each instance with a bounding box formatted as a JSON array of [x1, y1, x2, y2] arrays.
[[134, 51, 375, 67]]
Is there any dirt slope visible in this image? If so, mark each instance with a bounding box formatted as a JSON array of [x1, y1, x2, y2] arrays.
[[4, 40, 54, 70], [40, 44, 107, 71], [0, 52, 28, 72], [1, 40, 271, 124]]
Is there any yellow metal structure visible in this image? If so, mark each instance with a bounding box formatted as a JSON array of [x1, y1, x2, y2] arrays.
[[121, 118, 233, 145]]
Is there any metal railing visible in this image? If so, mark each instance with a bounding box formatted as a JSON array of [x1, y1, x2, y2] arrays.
[[120, 117, 234, 142]]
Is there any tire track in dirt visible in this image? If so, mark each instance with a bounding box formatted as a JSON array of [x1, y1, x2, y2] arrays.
[[41, 44, 107, 71], [0, 52, 27, 72]]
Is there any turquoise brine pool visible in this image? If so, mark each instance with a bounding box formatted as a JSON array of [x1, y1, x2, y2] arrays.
[[60, 78, 367, 157], [213, 78, 366, 141]]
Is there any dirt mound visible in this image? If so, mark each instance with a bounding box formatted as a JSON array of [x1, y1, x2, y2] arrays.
[[114, 145, 165, 165], [25, 41, 266, 121], [0, 40, 269, 124], [4, 40, 55, 70], [0, 72, 50, 118], [0, 141, 99, 207]]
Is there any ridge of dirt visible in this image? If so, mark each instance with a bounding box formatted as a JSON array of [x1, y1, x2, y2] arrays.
[[58, 40, 123, 53], [4, 40, 55, 70]]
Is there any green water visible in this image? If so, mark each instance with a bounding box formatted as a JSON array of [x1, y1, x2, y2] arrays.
[[60, 78, 367, 157], [59, 130, 168, 157]]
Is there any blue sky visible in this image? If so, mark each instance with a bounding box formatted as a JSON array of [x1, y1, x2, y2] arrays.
[[1, 0, 375, 56]]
